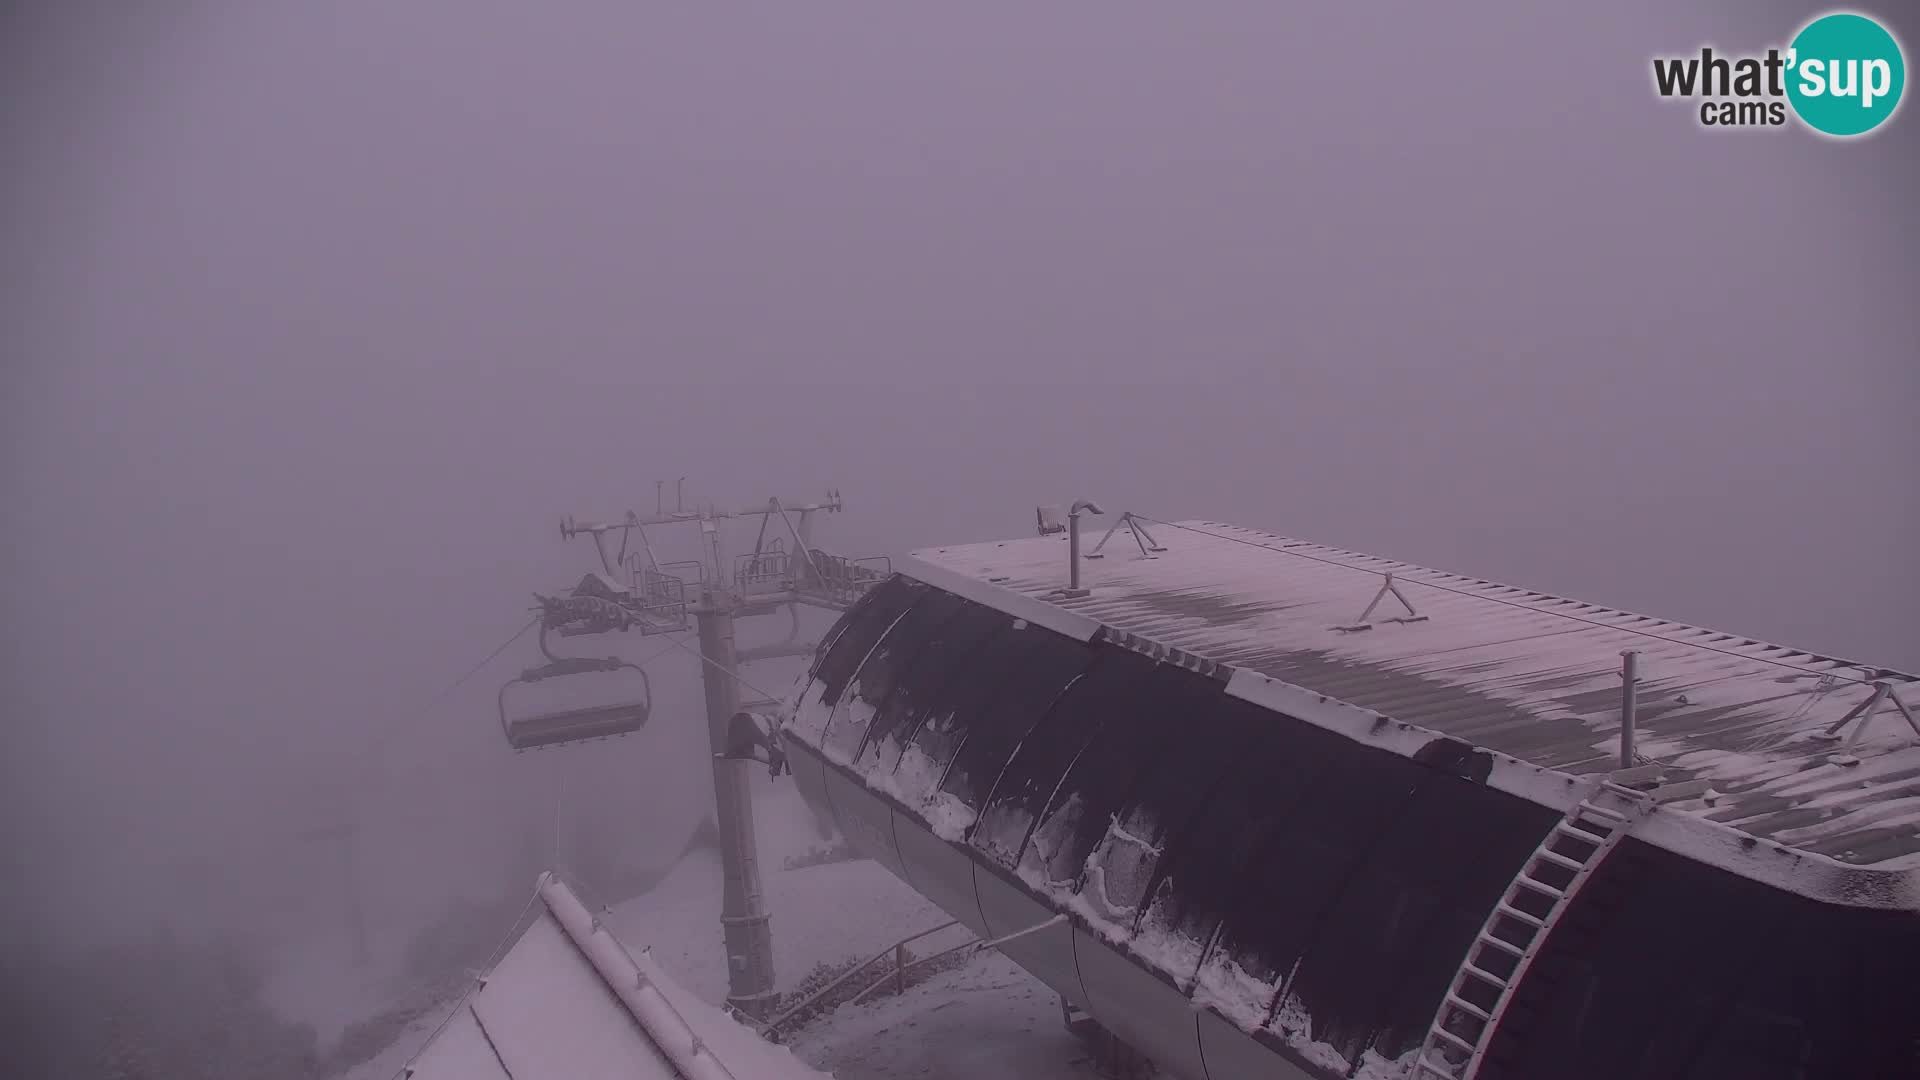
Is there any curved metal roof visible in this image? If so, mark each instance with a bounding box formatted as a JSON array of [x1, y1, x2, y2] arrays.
[[906, 520, 1920, 872]]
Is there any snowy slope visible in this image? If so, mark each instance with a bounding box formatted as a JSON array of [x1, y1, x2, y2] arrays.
[[605, 848, 970, 1003], [788, 951, 1088, 1080]]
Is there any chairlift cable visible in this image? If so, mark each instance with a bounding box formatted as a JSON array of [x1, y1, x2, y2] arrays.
[[353, 614, 544, 786], [433, 613, 545, 709], [650, 627, 790, 706]]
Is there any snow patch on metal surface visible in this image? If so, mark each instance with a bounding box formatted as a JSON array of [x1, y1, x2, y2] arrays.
[[888, 742, 947, 804], [854, 738, 980, 842], [973, 801, 1036, 867], [1064, 867, 1134, 946], [788, 679, 833, 743], [1270, 993, 1355, 1075], [920, 791, 979, 843], [1019, 794, 1083, 893], [1074, 811, 1167, 925], [1189, 947, 1279, 1031], [1126, 911, 1210, 995], [822, 692, 877, 764], [1355, 1048, 1418, 1080]]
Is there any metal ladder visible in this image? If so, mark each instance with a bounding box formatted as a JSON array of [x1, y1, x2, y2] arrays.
[[1410, 781, 1648, 1080]]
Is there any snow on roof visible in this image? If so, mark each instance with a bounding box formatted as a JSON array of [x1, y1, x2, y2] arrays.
[[907, 520, 1920, 872], [403, 874, 829, 1080]]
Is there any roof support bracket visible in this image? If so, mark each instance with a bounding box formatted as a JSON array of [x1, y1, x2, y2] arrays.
[[1084, 512, 1166, 560], [1335, 571, 1429, 632], [1812, 679, 1920, 766]]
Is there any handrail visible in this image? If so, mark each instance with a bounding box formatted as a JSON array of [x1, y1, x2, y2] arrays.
[[756, 911, 1071, 1036], [844, 914, 1068, 1008], [754, 920, 960, 1038]]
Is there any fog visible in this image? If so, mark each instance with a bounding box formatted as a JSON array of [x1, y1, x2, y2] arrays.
[[4, 0, 1916, 1071]]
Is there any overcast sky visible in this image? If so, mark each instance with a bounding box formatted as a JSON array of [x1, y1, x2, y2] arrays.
[[4, 0, 1915, 974]]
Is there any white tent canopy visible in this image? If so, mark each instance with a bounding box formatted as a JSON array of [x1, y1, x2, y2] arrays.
[[404, 873, 830, 1080]]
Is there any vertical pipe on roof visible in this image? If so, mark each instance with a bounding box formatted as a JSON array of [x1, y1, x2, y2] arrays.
[[1068, 514, 1083, 593], [1062, 500, 1102, 598], [1620, 650, 1640, 769]]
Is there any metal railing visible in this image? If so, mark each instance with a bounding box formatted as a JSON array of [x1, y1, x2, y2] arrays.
[[754, 920, 961, 1040], [734, 550, 794, 598], [795, 553, 892, 610], [753, 912, 1068, 1040], [655, 559, 709, 587], [638, 568, 691, 632]]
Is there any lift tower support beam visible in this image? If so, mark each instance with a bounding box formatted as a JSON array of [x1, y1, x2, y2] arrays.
[[696, 602, 778, 1018], [528, 487, 889, 1020]]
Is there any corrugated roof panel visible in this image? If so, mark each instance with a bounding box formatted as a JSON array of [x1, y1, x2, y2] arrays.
[[909, 520, 1920, 869]]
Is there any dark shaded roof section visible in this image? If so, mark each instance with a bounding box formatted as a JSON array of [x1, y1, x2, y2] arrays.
[[908, 521, 1920, 869]]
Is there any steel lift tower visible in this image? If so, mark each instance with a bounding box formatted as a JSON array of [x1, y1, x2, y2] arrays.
[[498, 483, 889, 1018]]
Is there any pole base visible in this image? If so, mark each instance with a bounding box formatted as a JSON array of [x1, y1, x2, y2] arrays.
[[725, 990, 781, 1022]]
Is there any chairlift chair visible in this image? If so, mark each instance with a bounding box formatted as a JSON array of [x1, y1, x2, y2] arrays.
[[498, 625, 653, 751]]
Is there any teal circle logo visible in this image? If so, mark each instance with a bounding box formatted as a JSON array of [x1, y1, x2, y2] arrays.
[[1786, 12, 1906, 137]]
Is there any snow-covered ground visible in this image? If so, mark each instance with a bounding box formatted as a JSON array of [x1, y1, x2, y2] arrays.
[[340, 777, 1090, 1079], [788, 951, 1087, 1080], [603, 847, 968, 1003]]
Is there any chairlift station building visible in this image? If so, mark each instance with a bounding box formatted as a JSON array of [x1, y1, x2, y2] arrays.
[[779, 519, 1920, 1080]]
